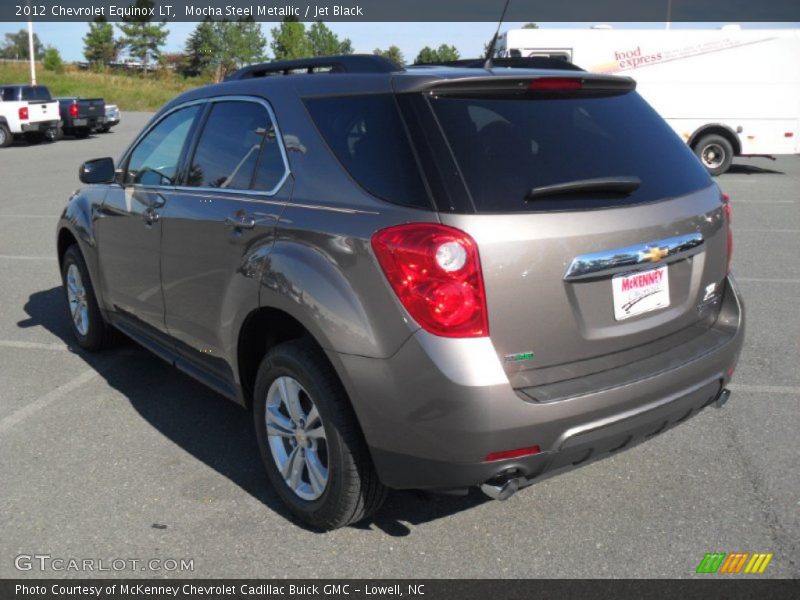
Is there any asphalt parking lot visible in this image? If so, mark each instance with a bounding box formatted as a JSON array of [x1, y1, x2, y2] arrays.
[[0, 112, 798, 579]]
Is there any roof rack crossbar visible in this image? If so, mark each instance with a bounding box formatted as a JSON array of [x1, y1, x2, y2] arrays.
[[226, 54, 403, 81]]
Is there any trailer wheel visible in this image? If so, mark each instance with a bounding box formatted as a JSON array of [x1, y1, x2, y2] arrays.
[[694, 134, 733, 176]]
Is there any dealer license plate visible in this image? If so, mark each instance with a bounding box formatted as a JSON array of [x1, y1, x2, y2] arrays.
[[612, 266, 670, 321]]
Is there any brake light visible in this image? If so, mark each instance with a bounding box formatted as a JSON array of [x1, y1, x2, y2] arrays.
[[485, 445, 541, 462], [722, 192, 733, 274], [69, 103, 79, 118], [18, 106, 28, 120], [371, 223, 489, 338], [528, 78, 582, 91]]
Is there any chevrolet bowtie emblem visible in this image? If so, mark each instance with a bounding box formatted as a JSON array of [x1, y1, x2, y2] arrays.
[[642, 246, 669, 263]]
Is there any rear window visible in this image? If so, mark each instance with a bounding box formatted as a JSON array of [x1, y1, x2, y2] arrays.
[[304, 94, 431, 209], [20, 86, 52, 101], [428, 91, 710, 212]]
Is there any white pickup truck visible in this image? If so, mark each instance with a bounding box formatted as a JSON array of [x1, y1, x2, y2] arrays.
[[0, 84, 61, 147]]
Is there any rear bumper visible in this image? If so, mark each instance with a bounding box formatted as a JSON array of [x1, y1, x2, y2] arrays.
[[329, 275, 745, 491], [20, 120, 59, 132], [64, 117, 102, 129]]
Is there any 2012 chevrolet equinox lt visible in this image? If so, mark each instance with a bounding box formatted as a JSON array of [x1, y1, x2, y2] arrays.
[[57, 55, 744, 529]]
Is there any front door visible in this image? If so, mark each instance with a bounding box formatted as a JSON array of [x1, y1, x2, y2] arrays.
[[95, 104, 201, 331]]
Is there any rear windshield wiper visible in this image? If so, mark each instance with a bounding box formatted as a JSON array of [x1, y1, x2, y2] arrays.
[[526, 176, 641, 200]]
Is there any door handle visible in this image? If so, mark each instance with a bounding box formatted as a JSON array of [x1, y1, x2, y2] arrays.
[[225, 214, 256, 230], [142, 207, 160, 225]]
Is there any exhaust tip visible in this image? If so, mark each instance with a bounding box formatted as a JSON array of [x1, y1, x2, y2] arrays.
[[714, 388, 731, 408], [480, 478, 520, 501]]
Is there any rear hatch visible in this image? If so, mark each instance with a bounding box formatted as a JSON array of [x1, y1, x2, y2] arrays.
[[403, 73, 728, 388]]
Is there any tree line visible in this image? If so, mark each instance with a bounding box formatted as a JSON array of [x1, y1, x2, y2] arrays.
[[80, 15, 465, 81]]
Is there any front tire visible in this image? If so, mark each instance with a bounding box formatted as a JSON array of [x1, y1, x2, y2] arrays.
[[253, 339, 387, 530], [694, 134, 734, 176], [60, 244, 118, 351]]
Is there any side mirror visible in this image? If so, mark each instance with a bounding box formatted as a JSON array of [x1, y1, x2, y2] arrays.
[[79, 157, 115, 184]]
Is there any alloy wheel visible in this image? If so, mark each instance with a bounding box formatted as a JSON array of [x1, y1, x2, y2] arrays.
[[265, 376, 329, 501], [66, 264, 89, 336]]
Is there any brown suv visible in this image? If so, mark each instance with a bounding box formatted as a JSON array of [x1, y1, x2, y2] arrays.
[[57, 55, 744, 529]]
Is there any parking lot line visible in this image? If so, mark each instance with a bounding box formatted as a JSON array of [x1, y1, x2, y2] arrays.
[[0, 340, 70, 352], [728, 383, 800, 395], [0, 368, 99, 435]]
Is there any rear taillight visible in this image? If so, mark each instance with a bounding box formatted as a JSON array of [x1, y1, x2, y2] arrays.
[[371, 223, 489, 338], [722, 192, 733, 273], [528, 78, 582, 91], [69, 103, 79, 118], [18, 106, 28, 120]]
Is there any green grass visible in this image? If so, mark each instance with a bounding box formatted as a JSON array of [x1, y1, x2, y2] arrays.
[[0, 62, 212, 111]]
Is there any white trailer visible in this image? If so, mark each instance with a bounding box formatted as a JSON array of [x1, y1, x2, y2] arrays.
[[496, 26, 800, 174]]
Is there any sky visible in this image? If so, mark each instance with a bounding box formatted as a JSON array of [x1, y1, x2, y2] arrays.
[[0, 21, 798, 63]]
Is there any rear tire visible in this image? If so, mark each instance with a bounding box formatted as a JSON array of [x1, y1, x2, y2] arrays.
[[0, 123, 12, 148], [60, 244, 120, 351], [253, 338, 387, 530], [693, 134, 734, 176]]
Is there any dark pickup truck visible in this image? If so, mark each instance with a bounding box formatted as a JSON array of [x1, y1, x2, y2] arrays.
[[57, 97, 106, 138]]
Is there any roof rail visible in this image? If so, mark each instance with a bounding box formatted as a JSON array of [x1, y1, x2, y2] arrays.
[[226, 54, 403, 81], [413, 57, 584, 72]]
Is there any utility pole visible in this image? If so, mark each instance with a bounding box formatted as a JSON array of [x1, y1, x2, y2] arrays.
[[27, 1, 37, 84]]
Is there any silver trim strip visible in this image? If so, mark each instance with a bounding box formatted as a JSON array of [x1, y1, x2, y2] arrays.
[[563, 232, 704, 281]]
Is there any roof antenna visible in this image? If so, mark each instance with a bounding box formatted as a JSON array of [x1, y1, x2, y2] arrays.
[[483, 0, 512, 69]]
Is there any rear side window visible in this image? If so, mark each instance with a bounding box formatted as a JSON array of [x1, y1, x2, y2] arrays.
[[304, 94, 431, 209], [428, 92, 710, 212], [186, 101, 271, 190], [0, 87, 14, 101]]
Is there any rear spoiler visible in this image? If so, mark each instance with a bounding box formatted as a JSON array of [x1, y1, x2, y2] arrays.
[[425, 57, 585, 72], [418, 75, 636, 97]]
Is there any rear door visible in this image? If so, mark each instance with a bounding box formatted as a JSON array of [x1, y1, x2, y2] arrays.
[[160, 97, 290, 378], [412, 80, 727, 387]]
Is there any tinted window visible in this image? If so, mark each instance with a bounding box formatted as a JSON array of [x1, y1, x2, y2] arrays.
[[21, 86, 51, 101], [304, 94, 431, 209], [126, 105, 199, 186], [186, 101, 269, 189], [252, 120, 287, 192], [0, 87, 14, 101], [428, 92, 711, 212]]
